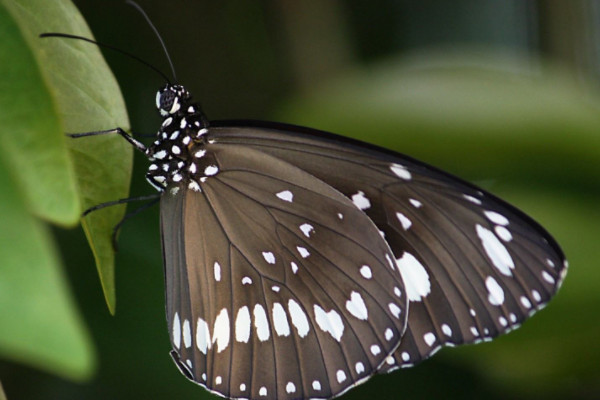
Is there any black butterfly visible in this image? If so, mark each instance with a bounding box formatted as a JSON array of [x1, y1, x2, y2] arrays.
[[145, 83, 566, 399], [44, 8, 567, 400]]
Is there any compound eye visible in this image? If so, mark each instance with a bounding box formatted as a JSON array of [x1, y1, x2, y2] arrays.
[[162, 90, 177, 111]]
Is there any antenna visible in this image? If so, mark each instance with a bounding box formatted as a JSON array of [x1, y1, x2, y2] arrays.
[[126, 0, 178, 82], [40, 32, 172, 84]]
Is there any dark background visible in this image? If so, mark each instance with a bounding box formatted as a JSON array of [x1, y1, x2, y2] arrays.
[[2, 1, 600, 399]]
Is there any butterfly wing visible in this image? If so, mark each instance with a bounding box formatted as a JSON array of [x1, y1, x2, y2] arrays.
[[161, 143, 408, 399], [208, 120, 567, 370]]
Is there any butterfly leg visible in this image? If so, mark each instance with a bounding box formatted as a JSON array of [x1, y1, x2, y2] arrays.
[[80, 194, 160, 250], [67, 127, 148, 153], [110, 196, 160, 251]]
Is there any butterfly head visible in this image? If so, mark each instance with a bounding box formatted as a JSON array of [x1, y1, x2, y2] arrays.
[[156, 84, 191, 117]]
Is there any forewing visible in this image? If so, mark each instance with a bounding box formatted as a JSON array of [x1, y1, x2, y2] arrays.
[[209, 121, 567, 370], [160, 144, 407, 400]]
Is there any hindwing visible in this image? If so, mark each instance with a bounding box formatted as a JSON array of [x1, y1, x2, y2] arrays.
[[161, 144, 408, 399]]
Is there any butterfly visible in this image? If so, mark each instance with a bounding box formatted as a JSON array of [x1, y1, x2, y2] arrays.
[[44, 5, 567, 399], [144, 83, 566, 400]]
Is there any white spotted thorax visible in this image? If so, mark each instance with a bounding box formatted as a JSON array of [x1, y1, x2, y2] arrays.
[[146, 84, 214, 193]]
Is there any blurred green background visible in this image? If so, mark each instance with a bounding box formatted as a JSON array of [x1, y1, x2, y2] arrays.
[[1, 0, 599, 399]]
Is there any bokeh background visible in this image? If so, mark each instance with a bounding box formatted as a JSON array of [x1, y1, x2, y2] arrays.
[[1, 0, 599, 399]]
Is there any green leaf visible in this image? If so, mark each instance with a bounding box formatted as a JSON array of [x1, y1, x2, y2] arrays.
[[1, 0, 133, 313], [0, 0, 79, 225], [0, 0, 132, 381], [0, 149, 94, 380]]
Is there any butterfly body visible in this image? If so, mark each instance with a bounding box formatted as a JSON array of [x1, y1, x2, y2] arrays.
[[141, 84, 566, 400]]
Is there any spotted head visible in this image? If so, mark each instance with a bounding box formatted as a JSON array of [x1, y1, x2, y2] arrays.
[[156, 84, 191, 117]]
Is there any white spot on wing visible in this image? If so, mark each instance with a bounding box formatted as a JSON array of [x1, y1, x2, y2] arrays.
[[520, 296, 532, 309], [476, 224, 515, 276], [351, 191, 371, 210], [345, 291, 368, 320], [212, 308, 230, 352], [297, 246, 310, 258], [299, 223, 314, 237], [409, 198, 422, 208], [485, 210, 509, 226], [291, 261, 299, 274], [262, 251, 276, 264], [385, 328, 394, 341], [370, 344, 381, 355], [196, 317, 211, 354], [485, 276, 505, 306], [183, 319, 192, 348], [336, 370, 347, 383], [254, 304, 270, 341], [423, 332, 436, 347], [390, 163, 412, 180], [396, 252, 431, 301], [188, 181, 201, 192], [173, 312, 181, 349], [442, 324, 452, 337], [213, 262, 221, 282], [495, 226, 513, 241], [463, 194, 482, 205], [312, 380, 321, 390], [542, 270, 555, 284], [389, 303, 401, 318], [276, 190, 293, 202], [396, 212, 412, 230], [360, 265, 372, 279], [259, 387, 267, 396], [242, 276, 253, 285], [235, 306, 251, 343], [355, 362, 365, 374], [314, 305, 344, 341], [272, 303, 290, 337], [204, 165, 219, 176], [385, 254, 395, 270], [286, 382, 296, 394], [401, 352, 410, 362], [215, 376, 222, 385], [288, 299, 309, 337]]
